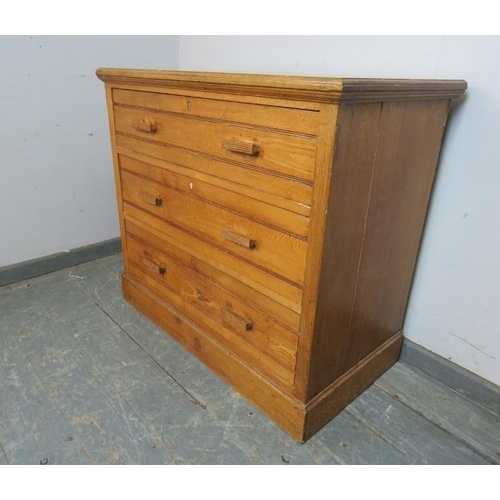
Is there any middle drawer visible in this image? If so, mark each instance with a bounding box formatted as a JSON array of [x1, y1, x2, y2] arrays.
[[120, 160, 308, 288]]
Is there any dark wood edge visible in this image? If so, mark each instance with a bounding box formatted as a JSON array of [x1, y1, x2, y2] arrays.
[[0, 238, 121, 287], [342, 78, 467, 93], [400, 339, 500, 417], [122, 274, 307, 441], [303, 332, 403, 441], [96, 68, 467, 103]]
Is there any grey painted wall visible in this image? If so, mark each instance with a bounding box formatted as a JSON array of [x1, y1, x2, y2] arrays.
[[0, 35, 178, 267]]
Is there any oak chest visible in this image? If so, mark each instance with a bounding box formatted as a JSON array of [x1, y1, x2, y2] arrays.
[[97, 68, 466, 441]]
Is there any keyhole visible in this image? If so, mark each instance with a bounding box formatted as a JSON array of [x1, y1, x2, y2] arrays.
[[187, 101, 192, 111], [189, 182, 193, 190]]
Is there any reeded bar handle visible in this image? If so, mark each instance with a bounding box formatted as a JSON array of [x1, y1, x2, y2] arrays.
[[221, 229, 256, 249], [136, 119, 157, 133], [139, 190, 162, 207], [221, 138, 259, 156], [143, 257, 166, 276]]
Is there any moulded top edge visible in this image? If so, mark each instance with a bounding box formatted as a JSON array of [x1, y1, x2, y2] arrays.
[[96, 68, 467, 102]]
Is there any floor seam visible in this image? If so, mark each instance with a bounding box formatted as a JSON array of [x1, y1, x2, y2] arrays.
[[63, 300, 181, 465], [399, 360, 500, 419], [344, 407, 415, 464], [374, 381, 498, 464], [93, 300, 207, 411], [0, 439, 10, 465], [344, 406, 417, 464]]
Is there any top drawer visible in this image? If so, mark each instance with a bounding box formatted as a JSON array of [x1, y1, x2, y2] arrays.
[[114, 106, 316, 182], [113, 95, 318, 183], [113, 89, 320, 136]]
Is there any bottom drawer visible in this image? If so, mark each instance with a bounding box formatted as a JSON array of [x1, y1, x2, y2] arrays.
[[125, 229, 298, 387]]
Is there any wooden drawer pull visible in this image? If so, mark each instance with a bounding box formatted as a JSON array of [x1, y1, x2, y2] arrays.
[[139, 190, 162, 207], [222, 138, 259, 156], [143, 257, 166, 276], [136, 119, 157, 133], [223, 308, 253, 331], [222, 229, 256, 249]]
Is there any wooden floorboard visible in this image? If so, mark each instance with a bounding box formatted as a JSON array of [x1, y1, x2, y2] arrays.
[[0, 254, 497, 464], [375, 363, 500, 464], [347, 385, 490, 464]]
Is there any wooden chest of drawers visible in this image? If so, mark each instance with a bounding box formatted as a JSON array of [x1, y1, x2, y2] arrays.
[[97, 68, 466, 441]]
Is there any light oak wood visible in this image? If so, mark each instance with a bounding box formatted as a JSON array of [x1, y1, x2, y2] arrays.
[[221, 229, 256, 249], [114, 105, 317, 182], [116, 137, 313, 211], [125, 219, 300, 332], [126, 236, 297, 385], [120, 168, 308, 286], [295, 103, 339, 400], [142, 256, 166, 276], [138, 189, 162, 207], [110, 82, 323, 112], [122, 206, 304, 311], [97, 68, 466, 103], [119, 153, 310, 237], [113, 88, 320, 135], [98, 68, 466, 441], [221, 138, 260, 156], [136, 119, 157, 133], [103, 86, 130, 273]]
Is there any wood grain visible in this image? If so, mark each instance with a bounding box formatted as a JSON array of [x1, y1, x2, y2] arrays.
[[119, 154, 310, 237], [97, 68, 466, 103], [126, 236, 297, 386], [303, 100, 450, 399], [221, 138, 259, 156], [303, 332, 403, 441], [127, 234, 298, 369], [120, 169, 308, 286], [116, 137, 313, 212], [113, 88, 320, 135], [109, 82, 323, 111], [294, 103, 339, 400], [123, 209, 303, 312], [301, 102, 383, 399], [114, 106, 318, 182], [342, 100, 450, 374], [103, 84, 130, 273], [125, 219, 301, 332]]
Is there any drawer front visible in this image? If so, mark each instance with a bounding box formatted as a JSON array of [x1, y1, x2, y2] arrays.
[[125, 219, 301, 332], [123, 205, 303, 313], [116, 134, 313, 211], [120, 154, 309, 238], [120, 169, 308, 287], [113, 88, 320, 136], [126, 230, 298, 386], [114, 105, 317, 182]]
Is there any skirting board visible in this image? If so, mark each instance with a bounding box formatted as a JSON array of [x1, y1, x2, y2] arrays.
[[0, 238, 121, 287], [400, 339, 500, 416]]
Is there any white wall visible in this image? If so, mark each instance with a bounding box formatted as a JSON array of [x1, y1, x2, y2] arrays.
[[179, 36, 500, 385], [0, 35, 178, 267]]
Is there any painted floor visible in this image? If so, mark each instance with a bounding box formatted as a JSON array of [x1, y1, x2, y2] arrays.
[[0, 254, 498, 465]]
